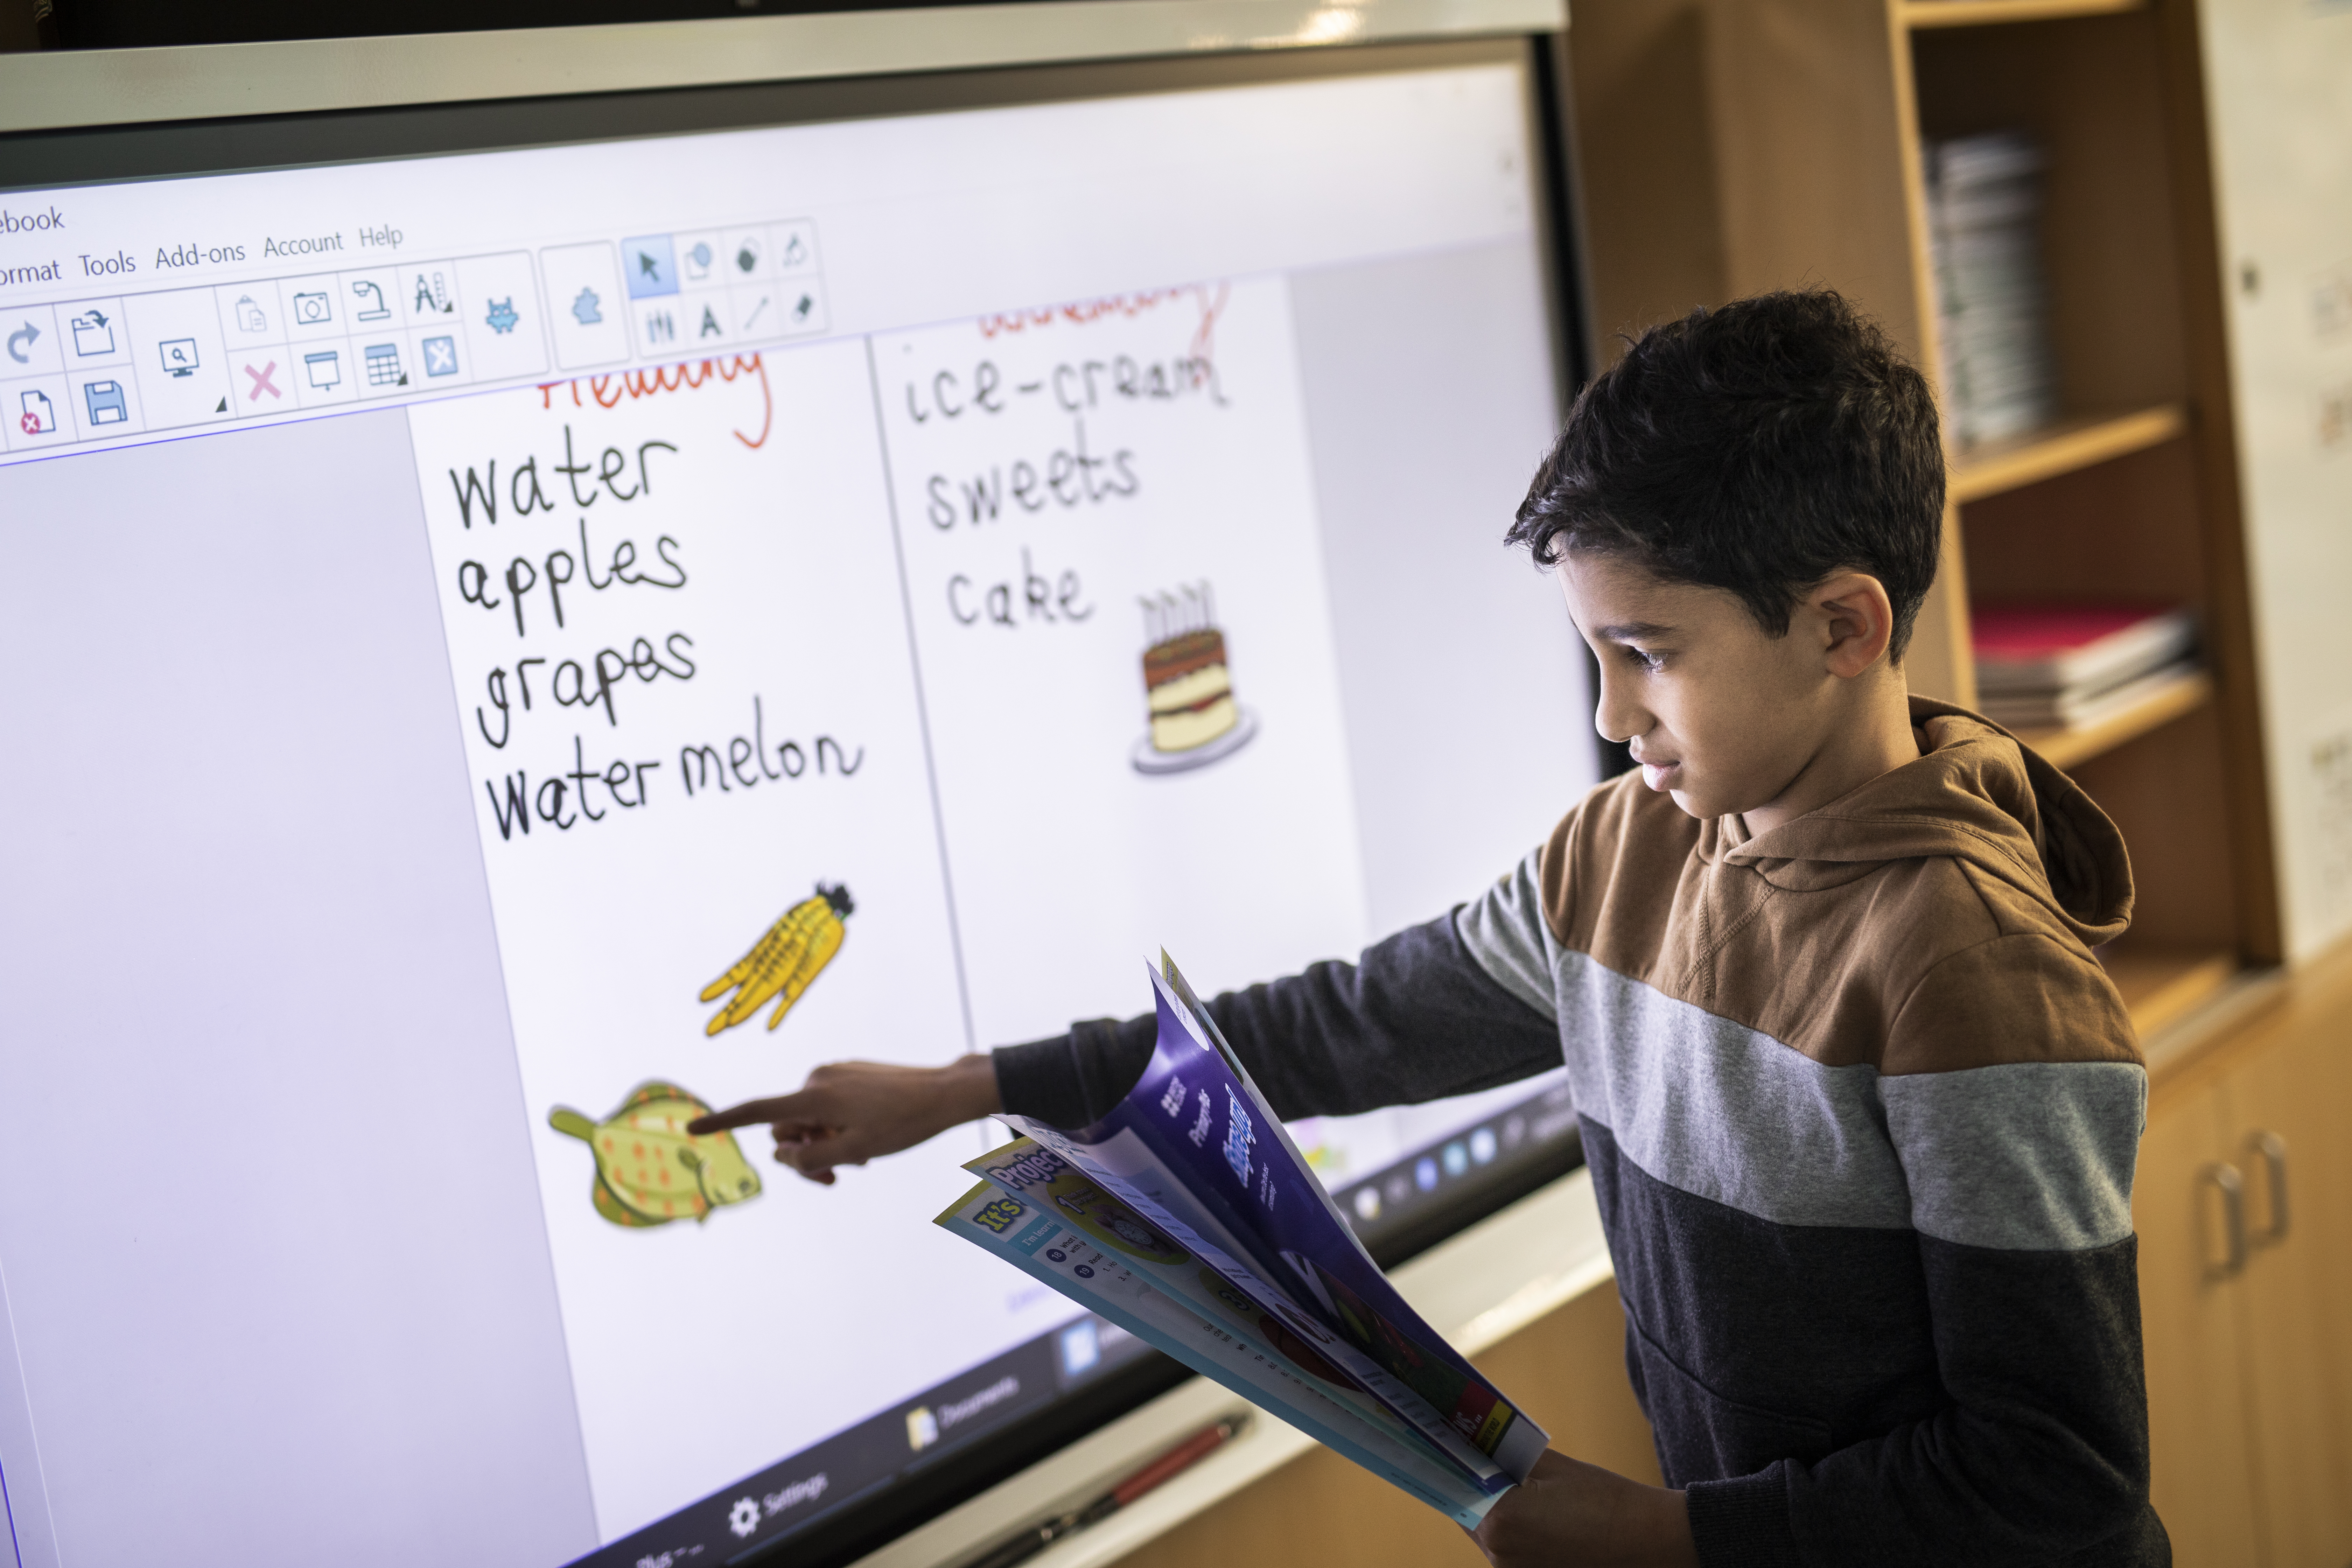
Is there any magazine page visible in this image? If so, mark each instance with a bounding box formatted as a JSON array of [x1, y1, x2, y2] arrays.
[[956, 1140, 1487, 1489], [932, 1178, 1501, 1525], [1000, 964, 1549, 1490], [1153, 959, 1551, 1475]]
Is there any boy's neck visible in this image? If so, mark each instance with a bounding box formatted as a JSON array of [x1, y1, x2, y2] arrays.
[[1738, 671, 1921, 837]]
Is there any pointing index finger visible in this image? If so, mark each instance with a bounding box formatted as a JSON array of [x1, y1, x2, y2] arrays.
[[687, 1093, 825, 1135]]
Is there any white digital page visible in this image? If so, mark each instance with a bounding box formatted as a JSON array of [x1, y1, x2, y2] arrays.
[[0, 57, 1592, 1568]]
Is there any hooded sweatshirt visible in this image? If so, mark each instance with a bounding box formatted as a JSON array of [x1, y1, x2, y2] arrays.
[[995, 698, 2163, 1566]]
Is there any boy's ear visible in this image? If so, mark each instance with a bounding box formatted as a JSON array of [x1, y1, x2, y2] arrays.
[[1811, 572, 1895, 679]]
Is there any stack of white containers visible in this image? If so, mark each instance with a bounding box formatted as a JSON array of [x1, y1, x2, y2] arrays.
[[1924, 131, 2057, 447]]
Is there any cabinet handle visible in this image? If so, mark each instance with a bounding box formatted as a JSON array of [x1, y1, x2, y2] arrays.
[[2245, 1131, 2290, 1247], [2199, 1162, 2249, 1282]]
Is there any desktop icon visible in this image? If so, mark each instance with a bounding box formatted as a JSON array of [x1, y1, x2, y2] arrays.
[[304, 349, 341, 390], [83, 379, 128, 424], [19, 388, 56, 435], [571, 287, 602, 326], [70, 310, 115, 356], [364, 342, 405, 387], [234, 295, 267, 333], [6, 319, 37, 364], [351, 280, 392, 322], [422, 336, 458, 377], [159, 338, 200, 377], [484, 297, 520, 335], [292, 290, 332, 326]]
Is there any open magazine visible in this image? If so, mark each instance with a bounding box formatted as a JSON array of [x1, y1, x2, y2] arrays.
[[933, 956, 1548, 1525]]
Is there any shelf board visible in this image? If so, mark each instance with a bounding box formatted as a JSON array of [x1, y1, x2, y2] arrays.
[[2011, 667, 2213, 770], [1900, 0, 2147, 29], [1948, 404, 2189, 504], [2103, 946, 2238, 1041]]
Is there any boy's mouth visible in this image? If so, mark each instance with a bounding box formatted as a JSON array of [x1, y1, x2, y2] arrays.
[[1639, 760, 1681, 790]]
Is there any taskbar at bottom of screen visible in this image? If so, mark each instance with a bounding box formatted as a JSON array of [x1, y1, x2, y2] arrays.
[[572, 1310, 1165, 1568]]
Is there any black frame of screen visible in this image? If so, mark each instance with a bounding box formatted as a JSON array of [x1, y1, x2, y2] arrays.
[[0, 32, 1604, 1564]]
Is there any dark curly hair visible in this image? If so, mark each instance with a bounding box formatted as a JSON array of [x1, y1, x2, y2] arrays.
[[1507, 290, 1944, 658]]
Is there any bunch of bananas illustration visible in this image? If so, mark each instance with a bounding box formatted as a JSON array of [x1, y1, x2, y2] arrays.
[[700, 882, 855, 1035]]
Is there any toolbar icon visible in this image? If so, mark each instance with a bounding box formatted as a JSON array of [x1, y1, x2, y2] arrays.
[[734, 236, 762, 275], [621, 234, 678, 299], [71, 310, 115, 356], [159, 338, 200, 377], [352, 280, 392, 322], [19, 388, 55, 435], [412, 271, 453, 315], [364, 342, 405, 387], [234, 295, 267, 333], [8, 319, 40, 364], [572, 288, 603, 326], [243, 358, 281, 402], [84, 379, 127, 424], [305, 349, 341, 389], [422, 336, 458, 377], [293, 291, 332, 326], [484, 297, 519, 334], [684, 240, 714, 283]]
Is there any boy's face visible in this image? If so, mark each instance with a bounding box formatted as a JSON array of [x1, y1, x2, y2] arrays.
[[1557, 553, 1882, 825]]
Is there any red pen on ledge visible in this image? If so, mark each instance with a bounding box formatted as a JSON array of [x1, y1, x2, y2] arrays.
[[967, 1415, 1248, 1568]]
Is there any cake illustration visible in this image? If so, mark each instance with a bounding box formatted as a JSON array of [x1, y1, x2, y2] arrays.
[[1133, 583, 1258, 775]]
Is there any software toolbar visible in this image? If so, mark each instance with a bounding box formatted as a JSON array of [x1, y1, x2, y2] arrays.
[[0, 221, 827, 457]]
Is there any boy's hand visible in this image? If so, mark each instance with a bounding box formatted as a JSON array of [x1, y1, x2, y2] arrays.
[[1470, 1451, 1698, 1568], [686, 1055, 1002, 1185]]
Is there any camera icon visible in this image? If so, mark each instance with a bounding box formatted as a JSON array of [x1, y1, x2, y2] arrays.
[[292, 290, 332, 325]]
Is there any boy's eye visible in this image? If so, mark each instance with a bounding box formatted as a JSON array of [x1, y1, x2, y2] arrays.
[[1618, 645, 1664, 671]]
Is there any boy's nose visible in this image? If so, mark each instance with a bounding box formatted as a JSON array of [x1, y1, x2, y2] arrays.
[[1592, 667, 1648, 746]]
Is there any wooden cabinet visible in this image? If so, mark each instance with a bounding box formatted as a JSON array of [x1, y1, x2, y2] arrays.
[[2138, 950, 2352, 1566], [2138, 1058, 2263, 1563]]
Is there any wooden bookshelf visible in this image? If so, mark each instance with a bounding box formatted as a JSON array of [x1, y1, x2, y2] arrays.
[[2012, 665, 2210, 770], [1948, 402, 2188, 503], [2102, 944, 2237, 1039], [1899, 0, 2146, 29], [1547, 6, 2308, 1563]]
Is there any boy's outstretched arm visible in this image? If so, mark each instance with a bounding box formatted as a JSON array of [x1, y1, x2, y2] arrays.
[[692, 857, 1566, 1178], [688, 1056, 1000, 1184], [1000, 885, 1565, 1131]]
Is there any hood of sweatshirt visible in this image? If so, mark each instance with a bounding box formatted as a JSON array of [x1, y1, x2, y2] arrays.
[[1709, 695, 2134, 948]]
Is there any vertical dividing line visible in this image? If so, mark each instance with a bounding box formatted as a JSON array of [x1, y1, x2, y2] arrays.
[[865, 334, 979, 1057]]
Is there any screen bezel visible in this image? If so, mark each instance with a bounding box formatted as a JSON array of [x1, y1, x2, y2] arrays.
[[0, 29, 1599, 1568]]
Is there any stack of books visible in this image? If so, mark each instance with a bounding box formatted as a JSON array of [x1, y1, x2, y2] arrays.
[[1925, 131, 2057, 447], [1973, 602, 2199, 732]]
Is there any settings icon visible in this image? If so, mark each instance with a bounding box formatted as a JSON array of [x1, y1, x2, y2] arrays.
[[728, 1496, 762, 1539]]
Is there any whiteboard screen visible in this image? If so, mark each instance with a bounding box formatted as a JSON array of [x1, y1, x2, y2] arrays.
[[0, 50, 1591, 1568]]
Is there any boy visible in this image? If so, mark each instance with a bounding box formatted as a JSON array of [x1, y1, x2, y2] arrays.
[[693, 290, 2161, 1566]]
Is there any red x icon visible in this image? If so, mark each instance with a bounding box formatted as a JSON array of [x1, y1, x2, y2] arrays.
[[244, 359, 281, 402]]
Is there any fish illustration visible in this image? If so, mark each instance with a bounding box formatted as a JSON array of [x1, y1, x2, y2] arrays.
[[549, 1081, 762, 1227]]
